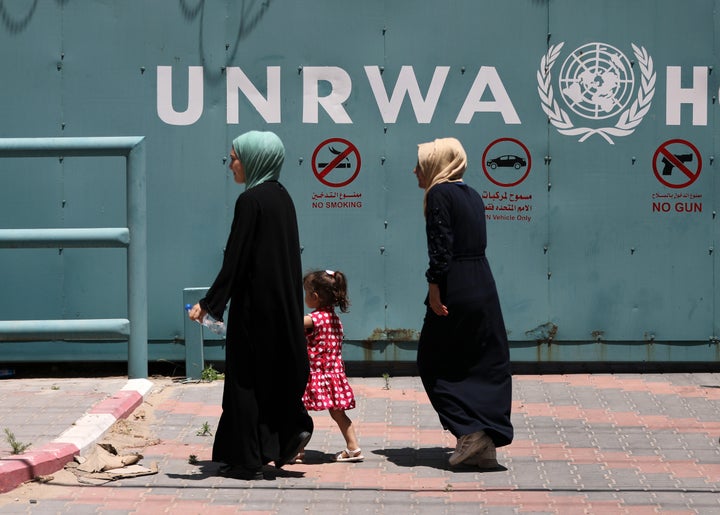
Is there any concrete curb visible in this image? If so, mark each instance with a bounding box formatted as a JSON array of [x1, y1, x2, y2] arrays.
[[0, 378, 153, 494]]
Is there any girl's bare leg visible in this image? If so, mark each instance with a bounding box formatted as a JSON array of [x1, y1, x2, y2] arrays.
[[329, 409, 359, 450]]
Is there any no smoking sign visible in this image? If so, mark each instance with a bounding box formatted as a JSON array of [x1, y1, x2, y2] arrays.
[[311, 138, 361, 188]]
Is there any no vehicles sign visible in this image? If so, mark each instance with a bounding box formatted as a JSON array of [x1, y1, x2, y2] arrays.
[[482, 137, 532, 188]]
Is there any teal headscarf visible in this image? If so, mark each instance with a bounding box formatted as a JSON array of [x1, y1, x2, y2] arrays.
[[232, 130, 285, 190]]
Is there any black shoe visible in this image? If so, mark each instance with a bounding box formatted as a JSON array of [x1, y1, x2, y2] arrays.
[[276, 431, 312, 468], [217, 464, 263, 480]]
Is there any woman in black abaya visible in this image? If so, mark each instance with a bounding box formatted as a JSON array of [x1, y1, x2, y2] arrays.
[[188, 130, 312, 480]]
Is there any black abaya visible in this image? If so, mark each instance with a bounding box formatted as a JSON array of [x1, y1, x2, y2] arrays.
[[200, 181, 312, 468]]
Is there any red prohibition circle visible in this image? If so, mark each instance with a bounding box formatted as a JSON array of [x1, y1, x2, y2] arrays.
[[311, 137, 362, 188], [652, 139, 702, 189], [481, 137, 532, 187]]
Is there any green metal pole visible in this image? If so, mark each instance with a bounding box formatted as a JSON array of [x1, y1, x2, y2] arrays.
[[127, 139, 148, 379]]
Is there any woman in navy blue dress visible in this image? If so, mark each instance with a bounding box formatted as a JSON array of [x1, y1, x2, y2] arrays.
[[413, 137, 513, 468]]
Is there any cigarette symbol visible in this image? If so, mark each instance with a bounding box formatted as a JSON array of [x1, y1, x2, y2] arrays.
[[319, 146, 352, 168]]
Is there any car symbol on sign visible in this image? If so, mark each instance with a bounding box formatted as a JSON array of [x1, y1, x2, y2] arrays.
[[486, 155, 526, 170]]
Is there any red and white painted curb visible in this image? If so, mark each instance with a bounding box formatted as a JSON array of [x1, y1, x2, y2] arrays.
[[0, 378, 153, 494]]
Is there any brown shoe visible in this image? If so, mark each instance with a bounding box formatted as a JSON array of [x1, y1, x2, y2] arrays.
[[448, 431, 492, 466], [463, 441, 499, 469]]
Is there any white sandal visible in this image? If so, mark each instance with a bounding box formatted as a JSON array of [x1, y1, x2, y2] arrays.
[[334, 448, 364, 462]]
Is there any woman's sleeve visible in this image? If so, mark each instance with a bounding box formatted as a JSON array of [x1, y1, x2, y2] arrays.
[[425, 188, 454, 284], [199, 195, 259, 321]]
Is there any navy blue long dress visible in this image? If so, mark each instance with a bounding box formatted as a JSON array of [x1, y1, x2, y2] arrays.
[[200, 181, 313, 469], [417, 182, 513, 448]]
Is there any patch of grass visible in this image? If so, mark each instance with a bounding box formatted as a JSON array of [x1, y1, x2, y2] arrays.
[[200, 365, 224, 382], [196, 422, 213, 436], [188, 454, 199, 465], [4, 428, 31, 454], [382, 372, 391, 390]]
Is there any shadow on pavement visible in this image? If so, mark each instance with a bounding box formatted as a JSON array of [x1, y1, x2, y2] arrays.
[[373, 446, 451, 469], [166, 460, 306, 482], [373, 447, 508, 473]]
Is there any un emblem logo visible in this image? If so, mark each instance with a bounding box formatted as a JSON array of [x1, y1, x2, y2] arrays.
[[559, 43, 634, 120], [538, 42, 656, 144]]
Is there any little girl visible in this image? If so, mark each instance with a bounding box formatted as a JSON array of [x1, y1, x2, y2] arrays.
[[295, 269, 363, 463]]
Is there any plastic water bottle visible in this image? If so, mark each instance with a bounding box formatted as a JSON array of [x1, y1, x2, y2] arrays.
[[185, 304, 226, 336]]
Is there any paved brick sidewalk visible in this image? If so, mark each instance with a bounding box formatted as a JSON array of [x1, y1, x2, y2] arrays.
[[1, 373, 719, 513], [0, 377, 129, 457], [0, 376, 152, 495]]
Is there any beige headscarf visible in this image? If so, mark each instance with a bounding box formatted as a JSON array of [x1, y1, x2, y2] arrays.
[[417, 137, 467, 215]]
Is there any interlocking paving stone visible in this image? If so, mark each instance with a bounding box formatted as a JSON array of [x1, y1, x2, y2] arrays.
[[2, 373, 720, 513]]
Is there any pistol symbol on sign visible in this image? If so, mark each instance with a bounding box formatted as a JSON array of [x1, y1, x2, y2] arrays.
[[661, 153, 693, 175], [319, 146, 352, 168]]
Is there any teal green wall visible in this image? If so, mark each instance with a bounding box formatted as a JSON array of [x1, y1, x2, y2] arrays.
[[1, 1, 719, 364]]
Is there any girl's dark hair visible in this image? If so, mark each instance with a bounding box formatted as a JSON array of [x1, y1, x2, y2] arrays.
[[303, 269, 350, 312]]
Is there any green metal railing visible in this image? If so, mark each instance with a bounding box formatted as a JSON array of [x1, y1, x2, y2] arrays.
[[0, 137, 148, 378]]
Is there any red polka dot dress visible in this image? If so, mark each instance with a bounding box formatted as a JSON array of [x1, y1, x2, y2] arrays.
[[302, 307, 356, 411]]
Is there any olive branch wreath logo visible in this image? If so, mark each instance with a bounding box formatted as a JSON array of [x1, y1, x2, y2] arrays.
[[537, 42, 656, 144]]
